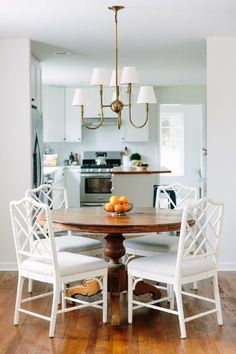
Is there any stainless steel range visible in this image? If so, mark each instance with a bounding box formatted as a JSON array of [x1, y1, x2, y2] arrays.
[[80, 151, 121, 206]]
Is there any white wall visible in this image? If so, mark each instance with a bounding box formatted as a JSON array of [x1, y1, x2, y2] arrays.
[[0, 39, 31, 269], [207, 37, 236, 270]]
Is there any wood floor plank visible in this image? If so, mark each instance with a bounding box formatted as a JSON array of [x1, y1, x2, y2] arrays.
[[0, 272, 236, 353]]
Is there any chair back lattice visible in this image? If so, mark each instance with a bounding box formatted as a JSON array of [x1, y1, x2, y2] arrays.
[[25, 184, 68, 210], [176, 198, 224, 272], [10, 197, 58, 268], [155, 183, 198, 210]]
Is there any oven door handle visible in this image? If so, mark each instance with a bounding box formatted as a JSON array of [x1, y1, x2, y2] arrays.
[[81, 173, 112, 178]]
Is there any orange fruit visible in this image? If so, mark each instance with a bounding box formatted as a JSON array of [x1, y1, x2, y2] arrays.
[[122, 203, 131, 212], [119, 195, 129, 204], [114, 204, 124, 213], [109, 195, 120, 205], [104, 202, 114, 212]]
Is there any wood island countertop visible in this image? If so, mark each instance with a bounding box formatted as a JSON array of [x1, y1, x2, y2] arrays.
[[111, 166, 171, 174]]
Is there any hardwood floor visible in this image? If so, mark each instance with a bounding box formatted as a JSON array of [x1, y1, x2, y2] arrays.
[[0, 271, 236, 354]]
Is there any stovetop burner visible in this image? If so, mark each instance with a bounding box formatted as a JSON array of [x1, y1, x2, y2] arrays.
[[81, 151, 122, 173]]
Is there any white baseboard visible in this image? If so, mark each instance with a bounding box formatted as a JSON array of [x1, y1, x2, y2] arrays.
[[0, 262, 18, 271], [218, 262, 236, 271]]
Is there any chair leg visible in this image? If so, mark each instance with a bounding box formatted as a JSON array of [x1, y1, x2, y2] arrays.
[[128, 274, 133, 324], [28, 278, 33, 293], [61, 283, 66, 310], [212, 275, 223, 325], [49, 283, 60, 338], [102, 273, 108, 323], [169, 284, 175, 310], [174, 285, 187, 339], [14, 276, 25, 325]]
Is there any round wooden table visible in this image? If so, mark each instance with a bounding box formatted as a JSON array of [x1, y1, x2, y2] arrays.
[[49, 206, 182, 325]]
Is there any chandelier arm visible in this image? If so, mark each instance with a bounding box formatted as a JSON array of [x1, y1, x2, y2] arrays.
[[129, 103, 149, 129], [80, 105, 104, 130], [117, 111, 122, 129]]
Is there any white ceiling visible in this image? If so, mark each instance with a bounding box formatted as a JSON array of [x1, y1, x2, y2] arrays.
[[1, 0, 236, 86]]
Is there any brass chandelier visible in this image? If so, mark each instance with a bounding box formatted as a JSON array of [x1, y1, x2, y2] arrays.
[[72, 5, 157, 130]]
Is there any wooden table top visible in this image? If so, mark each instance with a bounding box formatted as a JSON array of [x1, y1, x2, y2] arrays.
[[111, 166, 171, 174], [49, 207, 182, 234]]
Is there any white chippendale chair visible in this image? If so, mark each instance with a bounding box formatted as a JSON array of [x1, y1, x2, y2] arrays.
[[128, 198, 224, 339], [10, 196, 108, 337], [25, 184, 104, 292], [124, 183, 198, 262]]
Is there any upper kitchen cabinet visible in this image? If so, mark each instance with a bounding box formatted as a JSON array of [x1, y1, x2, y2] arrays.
[[43, 86, 82, 142], [120, 88, 149, 142], [31, 56, 42, 111], [65, 88, 82, 142], [84, 87, 116, 118], [43, 85, 66, 142]]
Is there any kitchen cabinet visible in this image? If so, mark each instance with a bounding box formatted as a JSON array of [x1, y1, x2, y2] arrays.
[[31, 56, 42, 111], [65, 88, 82, 142], [112, 173, 155, 207], [65, 167, 81, 207], [43, 85, 66, 142], [52, 167, 66, 209], [43, 86, 82, 142], [84, 87, 116, 118]]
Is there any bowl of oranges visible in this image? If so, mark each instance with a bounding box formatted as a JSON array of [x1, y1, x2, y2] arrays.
[[104, 195, 133, 216]]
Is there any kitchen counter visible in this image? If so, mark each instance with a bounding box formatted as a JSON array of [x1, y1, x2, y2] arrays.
[[111, 166, 171, 174]]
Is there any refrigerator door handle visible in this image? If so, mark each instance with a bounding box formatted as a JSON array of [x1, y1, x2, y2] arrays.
[[33, 133, 42, 188]]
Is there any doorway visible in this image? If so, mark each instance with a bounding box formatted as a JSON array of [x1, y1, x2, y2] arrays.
[[159, 104, 206, 197]]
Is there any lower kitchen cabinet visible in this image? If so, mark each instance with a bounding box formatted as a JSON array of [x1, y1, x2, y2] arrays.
[[52, 167, 66, 209], [65, 167, 81, 207], [112, 174, 156, 207]]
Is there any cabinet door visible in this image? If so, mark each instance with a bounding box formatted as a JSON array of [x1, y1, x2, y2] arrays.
[[65, 88, 82, 142], [121, 87, 149, 142], [30, 62, 36, 104], [31, 57, 42, 111], [43, 86, 66, 142], [65, 168, 81, 207], [52, 168, 65, 209], [84, 87, 117, 118]]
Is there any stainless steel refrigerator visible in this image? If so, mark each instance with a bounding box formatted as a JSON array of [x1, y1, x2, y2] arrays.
[[32, 106, 43, 188]]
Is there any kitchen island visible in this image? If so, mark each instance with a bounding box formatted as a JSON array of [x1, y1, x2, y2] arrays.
[[112, 166, 171, 174], [112, 166, 171, 207]]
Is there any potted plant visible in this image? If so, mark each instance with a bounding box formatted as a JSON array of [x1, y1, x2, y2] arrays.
[[129, 153, 141, 165]]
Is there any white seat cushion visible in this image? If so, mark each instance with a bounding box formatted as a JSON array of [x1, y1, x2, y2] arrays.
[[21, 252, 107, 277], [128, 252, 216, 278], [124, 234, 179, 253], [37, 235, 103, 253]]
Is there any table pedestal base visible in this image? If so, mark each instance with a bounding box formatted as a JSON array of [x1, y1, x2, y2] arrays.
[[104, 233, 161, 325]]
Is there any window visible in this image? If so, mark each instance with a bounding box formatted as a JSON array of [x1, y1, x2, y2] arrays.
[[160, 106, 184, 176]]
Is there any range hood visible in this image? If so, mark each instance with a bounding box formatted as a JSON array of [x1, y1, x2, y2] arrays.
[[82, 117, 117, 126]]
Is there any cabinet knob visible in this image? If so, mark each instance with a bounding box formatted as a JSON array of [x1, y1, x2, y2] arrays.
[[64, 138, 66, 141]]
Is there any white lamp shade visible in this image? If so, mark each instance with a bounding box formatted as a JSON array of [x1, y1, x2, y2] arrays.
[[120, 66, 139, 84], [109, 70, 121, 86], [72, 89, 90, 106], [90, 68, 108, 86], [137, 86, 157, 104]]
